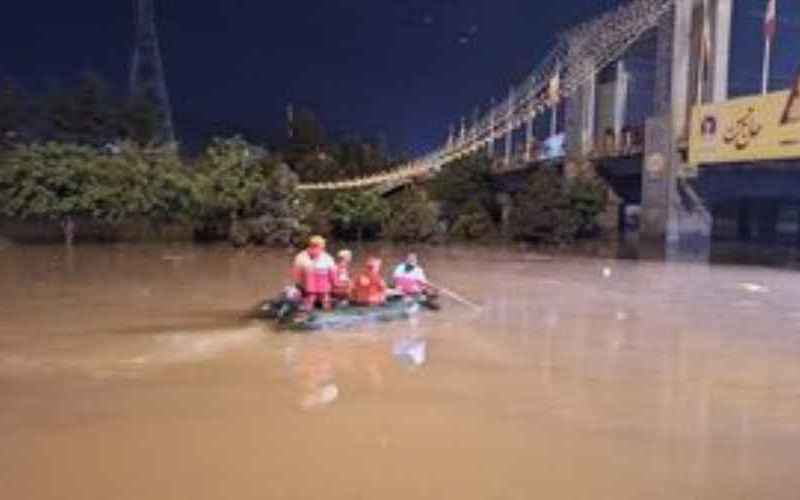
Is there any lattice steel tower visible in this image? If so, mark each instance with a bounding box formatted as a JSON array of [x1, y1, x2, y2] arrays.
[[130, 0, 175, 144]]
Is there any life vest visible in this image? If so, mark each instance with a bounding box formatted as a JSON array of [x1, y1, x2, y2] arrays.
[[332, 264, 352, 297], [351, 272, 386, 305], [293, 250, 336, 294], [392, 264, 427, 295]]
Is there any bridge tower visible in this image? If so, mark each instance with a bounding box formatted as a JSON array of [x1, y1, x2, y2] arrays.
[[640, 0, 732, 261], [130, 0, 175, 144]]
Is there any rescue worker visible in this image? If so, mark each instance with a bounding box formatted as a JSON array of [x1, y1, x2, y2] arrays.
[[292, 235, 337, 311], [392, 253, 430, 296], [351, 257, 387, 306], [332, 249, 353, 302]]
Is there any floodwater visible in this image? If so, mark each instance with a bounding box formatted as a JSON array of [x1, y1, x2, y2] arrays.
[[1, 244, 800, 500]]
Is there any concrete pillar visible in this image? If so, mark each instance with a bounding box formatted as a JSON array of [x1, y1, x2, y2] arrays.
[[459, 117, 466, 144], [670, 0, 692, 141], [665, 0, 712, 261], [582, 68, 597, 156], [613, 61, 629, 150], [639, 0, 734, 261], [497, 193, 513, 238], [712, 0, 732, 103], [525, 113, 534, 162], [565, 59, 597, 160], [641, 114, 672, 243]]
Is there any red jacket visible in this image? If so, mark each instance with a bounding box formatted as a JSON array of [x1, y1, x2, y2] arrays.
[[293, 250, 336, 294], [351, 271, 387, 305]]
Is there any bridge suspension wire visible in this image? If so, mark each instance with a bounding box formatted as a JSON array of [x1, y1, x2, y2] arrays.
[[297, 0, 675, 192]]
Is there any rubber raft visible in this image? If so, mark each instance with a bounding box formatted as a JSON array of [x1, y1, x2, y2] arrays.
[[259, 295, 439, 332]]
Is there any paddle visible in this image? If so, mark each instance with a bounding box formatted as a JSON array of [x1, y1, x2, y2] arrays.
[[426, 281, 483, 311]]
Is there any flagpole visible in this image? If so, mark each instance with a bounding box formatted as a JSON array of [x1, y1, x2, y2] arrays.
[[763, 0, 776, 95], [762, 36, 772, 94]]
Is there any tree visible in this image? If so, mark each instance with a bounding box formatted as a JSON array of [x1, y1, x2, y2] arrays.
[[382, 186, 438, 242], [47, 73, 120, 145], [426, 153, 497, 225], [449, 199, 498, 241], [119, 95, 162, 145], [289, 108, 326, 154], [196, 136, 275, 222], [0, 142, 108, 244], [0, 141, 199, 245], [229, 163, 309, 247], [102, 142, 200, 223], [291, 153, 339, 183], [329, 191, 389, 242], [567, 175, 609, 238], [0, 79, 30, 148], [509, 169, 607, 245]]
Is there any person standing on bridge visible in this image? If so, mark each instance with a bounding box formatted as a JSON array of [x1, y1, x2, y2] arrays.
[[292, 236, 337, 311]]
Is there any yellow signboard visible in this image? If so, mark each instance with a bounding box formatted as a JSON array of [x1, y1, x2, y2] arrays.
[[690, 87, 800, 166]]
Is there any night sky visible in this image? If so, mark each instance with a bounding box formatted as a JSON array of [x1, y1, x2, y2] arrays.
[[0, 1, 796, 154]]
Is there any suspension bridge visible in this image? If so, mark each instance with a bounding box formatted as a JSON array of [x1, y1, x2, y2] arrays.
[[296, 0, 677, 192]]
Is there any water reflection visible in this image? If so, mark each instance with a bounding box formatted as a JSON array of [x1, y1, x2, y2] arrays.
[[392, 337, 427, 367], [285, 333, 428, 410]]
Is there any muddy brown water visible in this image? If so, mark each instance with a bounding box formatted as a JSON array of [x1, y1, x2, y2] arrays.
[[1, 244, 799, 500]]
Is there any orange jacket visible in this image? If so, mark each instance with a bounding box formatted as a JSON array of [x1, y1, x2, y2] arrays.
[[350, 272, 387, 305]]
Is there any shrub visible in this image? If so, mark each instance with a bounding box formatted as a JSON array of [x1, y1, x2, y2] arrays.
[[382, 186, 438, 242], [426, 153, 496, 224], [0, 141, 198, 244], [509, 169, 607, 245], [329, 190, 389, 242], [449, 199, 498, 241], [195, 136, 275, 221], [568, 175, 609, 238]]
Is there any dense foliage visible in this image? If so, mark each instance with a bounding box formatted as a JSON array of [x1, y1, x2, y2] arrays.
[[196, 137, 273, 221], [329, 191, 389, 241], [425, 154, 499, 239], [0, 141, 197, 243], [449, 199, 498, 241], [381, 187, 438, 242], [509, 169, 608, 244], [0, 73, 162, 148]]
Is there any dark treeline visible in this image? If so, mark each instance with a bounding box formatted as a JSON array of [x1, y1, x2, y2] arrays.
[[0, 71, 609, 248], [0, 72, 400, 181], [0, 73, 161, 149], [280, 107, 402, 183], [0, 71, 404, 246]]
